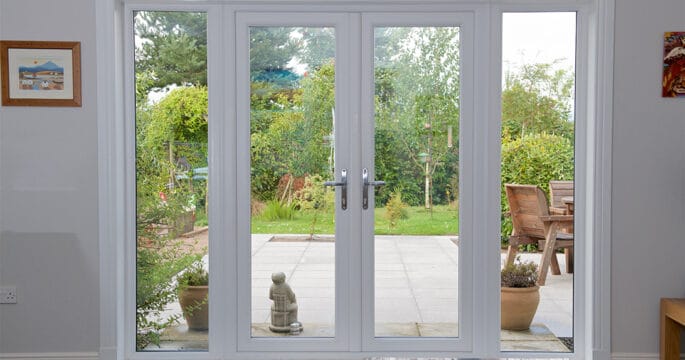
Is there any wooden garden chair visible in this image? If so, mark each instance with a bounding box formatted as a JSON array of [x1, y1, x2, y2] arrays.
[[548, 180, 574, 215], [504, 184, 574, 286], [549, 180, 574, 271]]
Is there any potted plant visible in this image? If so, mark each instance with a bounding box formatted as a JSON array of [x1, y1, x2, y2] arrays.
[[501, 258, 540, 330], [177, 262, 209, 331]]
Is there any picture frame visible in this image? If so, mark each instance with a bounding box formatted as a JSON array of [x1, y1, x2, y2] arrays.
[[1, 40, 81, 107], [663, 32, 685, 98]]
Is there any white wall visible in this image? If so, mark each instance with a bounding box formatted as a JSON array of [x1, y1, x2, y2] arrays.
[[0, 0, 99, 354], [612, 0, 685, 355]]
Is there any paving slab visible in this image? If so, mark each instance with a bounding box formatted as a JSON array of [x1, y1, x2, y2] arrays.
[[152, 235, 573, 352]]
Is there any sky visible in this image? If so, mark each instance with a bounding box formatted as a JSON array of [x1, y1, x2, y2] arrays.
[[502, 12, 577, 74]]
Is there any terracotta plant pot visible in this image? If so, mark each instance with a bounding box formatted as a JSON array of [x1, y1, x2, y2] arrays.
[[179, 285, 208, 331], [501, 285, 540, 330]]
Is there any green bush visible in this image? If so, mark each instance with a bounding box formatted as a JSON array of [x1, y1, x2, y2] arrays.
[[385, 189, 409, 229], [136, 234, 200, 350], [177, 262, 209, 288], [294, 175, 334, 239], [260, 200, 296, 221], [135, 163, 201, 350], [500, 133, 573, 246]]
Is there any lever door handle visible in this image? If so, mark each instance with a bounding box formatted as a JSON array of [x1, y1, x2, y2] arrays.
[[362, 168, 386, 210], [324, 169, 347, 210]]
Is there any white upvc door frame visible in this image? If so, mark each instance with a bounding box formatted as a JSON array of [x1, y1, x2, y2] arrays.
[[487, 3, 596, 359], [122, 3, 229, 359], [234, 10, 354, 352], [100, 1, 614, 359], [359, 11, 477, 353]]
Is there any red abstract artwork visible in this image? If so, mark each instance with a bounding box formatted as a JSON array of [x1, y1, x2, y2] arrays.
[[663, 32, 685, 97]]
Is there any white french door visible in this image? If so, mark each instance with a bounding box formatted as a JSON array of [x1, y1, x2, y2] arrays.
[[236, 10, 474, 353], [119, 1, 603, 358]]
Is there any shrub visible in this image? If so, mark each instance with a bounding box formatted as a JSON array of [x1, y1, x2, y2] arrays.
[[135, 170, 203, 350], [177, 262, 209, 288], [501, 259, 538, 288], [260, 200, 295, 221], [294, 175, 333, 238], [385, 189, 409, 229], [136, 236, 199, 350], [294, 175, 329, 212]]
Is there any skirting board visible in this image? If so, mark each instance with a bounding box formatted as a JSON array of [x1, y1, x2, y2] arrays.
[[612, 353, 685, 360], [5, 352, 677, 360], [0, 353, 98, 360]]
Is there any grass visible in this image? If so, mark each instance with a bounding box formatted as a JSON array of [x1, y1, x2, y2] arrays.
[[250, 205, 458, 236]]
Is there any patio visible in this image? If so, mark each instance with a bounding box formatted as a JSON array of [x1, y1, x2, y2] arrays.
[[151, 231, 572, 352]]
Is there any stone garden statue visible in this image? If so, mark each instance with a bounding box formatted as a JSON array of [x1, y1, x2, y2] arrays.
[[269, 272, 301, 333]]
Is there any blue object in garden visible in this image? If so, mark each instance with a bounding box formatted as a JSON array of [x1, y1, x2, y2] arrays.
[[176, 166, 208, 181]]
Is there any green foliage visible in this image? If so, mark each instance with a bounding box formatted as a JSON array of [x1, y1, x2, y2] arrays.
[[136, 220, 200, 349], [134, 84, 207, 351], [134, 11, 208, 92], [374, 127, 423, 206], [374, 27, 461, 208], [500, 133, 574, 243], [250, 27, 299, 73], [250, 62, 335, 200], [501, 258, 539, 288], [260, 200, 296, 221], [177, 262, 208, 288], [502, 62, 574, 140], [298, 28, 336, 69], [295, 175, 334, 238], [295, 175, 331, 212], [300, 61, 335, 176], [144, 86, 208, 146], [135, 14, 300, 93], [385, 189, 409, 229]]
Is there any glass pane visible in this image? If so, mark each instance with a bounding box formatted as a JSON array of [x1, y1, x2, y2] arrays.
[[249, 27, 336, 338], [373, 26, 460, 338], [500, 12, 575, 352], [134, 11, 209, 351]]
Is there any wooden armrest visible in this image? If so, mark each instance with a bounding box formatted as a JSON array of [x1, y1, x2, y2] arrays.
[[540, 215, 574, 224], [549, 206, 567, 215]]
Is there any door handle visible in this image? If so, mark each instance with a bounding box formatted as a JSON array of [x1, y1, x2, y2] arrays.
[[324, 169, 347, 210], [362, 168, 385, 210]]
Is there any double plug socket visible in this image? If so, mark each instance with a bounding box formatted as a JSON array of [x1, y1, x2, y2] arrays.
[[0, 286, 17, 304]]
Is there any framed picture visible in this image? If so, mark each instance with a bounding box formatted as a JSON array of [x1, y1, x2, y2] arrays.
[[1, 41, 81, 107], [663, 32, 685, 98]]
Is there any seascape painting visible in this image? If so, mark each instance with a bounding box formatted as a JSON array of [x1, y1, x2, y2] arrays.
[[663, 31, 685, 97], [17, 57, 65, 91], [1, 41, 81, 106]]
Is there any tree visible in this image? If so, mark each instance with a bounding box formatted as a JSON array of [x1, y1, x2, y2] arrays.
[[135, 12, 300, 93], [501, 62, 574, 140], [135, 11, 208, 92], [374, 27, 461, 209], [250, 27, 299, 73], [297, 28, 336, 70]]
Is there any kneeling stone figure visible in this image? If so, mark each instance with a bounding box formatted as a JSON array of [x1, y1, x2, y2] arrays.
[[269, 272, 301, 333]]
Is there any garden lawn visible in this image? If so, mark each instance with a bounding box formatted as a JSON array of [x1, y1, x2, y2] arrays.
[[251, 205, 458, 236]]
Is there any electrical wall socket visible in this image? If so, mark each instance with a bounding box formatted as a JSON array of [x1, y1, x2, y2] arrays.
[[0, 286, 17, 304]]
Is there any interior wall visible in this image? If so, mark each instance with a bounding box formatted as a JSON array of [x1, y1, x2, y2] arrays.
[[0, 0, 99, 353], [612, 0, 685, 355]]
